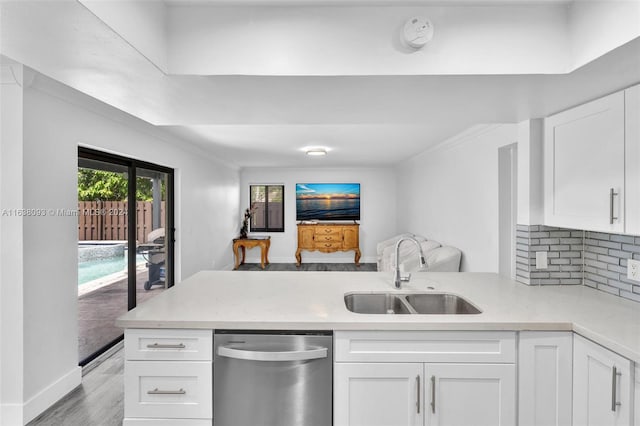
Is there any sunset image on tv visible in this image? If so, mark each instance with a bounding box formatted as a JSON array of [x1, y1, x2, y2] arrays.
[[296, 183, 360, 221]]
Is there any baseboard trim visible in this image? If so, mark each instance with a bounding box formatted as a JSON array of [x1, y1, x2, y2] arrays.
[[23, 366, 82, 424]]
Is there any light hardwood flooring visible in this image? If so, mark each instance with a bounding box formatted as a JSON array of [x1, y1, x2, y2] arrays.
[[28, 346, 124, 426], [30, 263, 376, 425]]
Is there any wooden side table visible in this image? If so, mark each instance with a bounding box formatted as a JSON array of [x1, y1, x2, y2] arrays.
[[233, 237, 271, 269]]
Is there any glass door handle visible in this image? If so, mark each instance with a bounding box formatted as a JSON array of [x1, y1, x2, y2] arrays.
[[218, 346, 327, 362]]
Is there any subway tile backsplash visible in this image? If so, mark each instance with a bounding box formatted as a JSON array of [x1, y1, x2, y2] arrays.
[[583, 231, 640, 302], [516, 225, 640, 303], [516, 225, 583, 286]]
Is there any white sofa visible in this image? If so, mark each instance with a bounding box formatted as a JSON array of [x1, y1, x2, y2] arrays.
[[376, 233, 462, 273]]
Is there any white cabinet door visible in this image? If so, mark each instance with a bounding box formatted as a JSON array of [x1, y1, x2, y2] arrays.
[[518, 332, 572, 426], [426, 363, 516, 426], [334, 363, 423, 426], [625, 84, 640, 234], [573, 334, 633, 426], [544, 91, 625, 232], [634, 364, 640, 426]]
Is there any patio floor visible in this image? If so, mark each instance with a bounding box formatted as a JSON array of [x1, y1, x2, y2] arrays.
[[78, 270, 166, 362]]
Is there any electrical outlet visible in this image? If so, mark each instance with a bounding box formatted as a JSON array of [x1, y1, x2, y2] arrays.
[[627, 259, 640, 281], [535, 251, 548, 269]]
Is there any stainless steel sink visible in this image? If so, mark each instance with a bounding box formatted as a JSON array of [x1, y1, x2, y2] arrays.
[[404, 293, 481, 314], [344, 293, 412, 314], [344, 292, 481, 315]]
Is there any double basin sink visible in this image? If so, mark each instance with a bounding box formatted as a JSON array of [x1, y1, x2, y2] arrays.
[[344, 292, 481, 315]]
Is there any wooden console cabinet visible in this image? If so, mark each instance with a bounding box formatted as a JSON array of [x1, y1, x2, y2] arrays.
[[296, 223, 361, 266]]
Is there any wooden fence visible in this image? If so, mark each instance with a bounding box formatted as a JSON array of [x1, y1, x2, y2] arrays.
[[78, 201, 165, 243]]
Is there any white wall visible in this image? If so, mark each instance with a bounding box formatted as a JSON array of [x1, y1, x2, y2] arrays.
[[396, 124, 518, 272], [517, 119, 544, 226], [2, 71, 239, 424], [0, 62, 26, 426], [239, 167, 396, 265]]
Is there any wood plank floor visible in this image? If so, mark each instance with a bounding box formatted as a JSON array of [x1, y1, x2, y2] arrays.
[[31, 263, 376, 425], [28, 347, 124, 426]]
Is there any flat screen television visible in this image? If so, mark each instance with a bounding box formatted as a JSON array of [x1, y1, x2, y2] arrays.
[[296, 183, 360, 221]]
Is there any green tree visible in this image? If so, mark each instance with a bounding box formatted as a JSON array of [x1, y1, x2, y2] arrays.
[[78, 169, 163, 201], [78, 169, 128, 201]]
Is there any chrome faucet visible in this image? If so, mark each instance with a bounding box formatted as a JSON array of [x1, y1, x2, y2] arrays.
[[394, 236, 426, 288]]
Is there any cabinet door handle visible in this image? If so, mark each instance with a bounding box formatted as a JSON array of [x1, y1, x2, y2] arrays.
[[146, 343, 186, 349], [416, 375, 421, 414], [611, 366, 622, 411], [430, 375, 436, 414], [147, 387, 186, 395], [610, 188, 619, 224]]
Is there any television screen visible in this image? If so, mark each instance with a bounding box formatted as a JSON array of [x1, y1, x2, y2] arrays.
[[296, 183, 360, 221]]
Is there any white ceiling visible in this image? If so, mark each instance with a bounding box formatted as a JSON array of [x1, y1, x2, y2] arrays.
[[1, 0, 640, 168]]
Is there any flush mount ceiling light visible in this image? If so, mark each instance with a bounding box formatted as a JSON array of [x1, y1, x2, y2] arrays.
[[306, 148, 327, 156]]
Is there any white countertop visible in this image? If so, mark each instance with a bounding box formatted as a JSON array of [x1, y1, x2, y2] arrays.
[[116, 271, 640, 363]]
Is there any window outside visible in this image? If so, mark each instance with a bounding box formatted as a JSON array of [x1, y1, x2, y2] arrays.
[[250, 185, 284, 232]]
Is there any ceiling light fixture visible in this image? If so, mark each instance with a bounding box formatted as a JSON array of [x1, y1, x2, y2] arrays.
[[306, 148, 327, 156]]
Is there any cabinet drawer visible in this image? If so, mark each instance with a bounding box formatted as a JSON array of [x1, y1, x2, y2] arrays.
[[314, 234, 342, 242], [124, 361, 212, 420], [335, 331, 516, 363], [316, 227, 342, 236], [125, 329, 212, 361], [315, 242, 344, 250]]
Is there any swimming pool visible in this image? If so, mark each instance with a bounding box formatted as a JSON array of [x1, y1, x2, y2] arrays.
[[78, 244, 145, 286]]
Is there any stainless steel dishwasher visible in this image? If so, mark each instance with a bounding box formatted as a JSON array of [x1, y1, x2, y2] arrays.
[[214, 331, 333, 426]]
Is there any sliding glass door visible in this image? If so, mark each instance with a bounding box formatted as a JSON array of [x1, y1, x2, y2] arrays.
[[77, 148, 174, 365]]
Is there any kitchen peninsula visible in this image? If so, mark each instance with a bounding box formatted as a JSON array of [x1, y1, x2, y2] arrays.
[[116, 271, 640, 426]]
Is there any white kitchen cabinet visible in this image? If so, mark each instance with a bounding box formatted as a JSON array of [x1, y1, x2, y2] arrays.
[[334, 362, 515, 426], [124, 361, 212, 420], [573, 334, 633, 426], [634, 364, 640, 426], [544, 91, 625, 232], [625, 84, 640, 234], [123, 329, 213, 426], [426, 363, 515, 426], [334, 363, 424, 426], [518, 332, 573, 426], [334, 331, 516, 426]]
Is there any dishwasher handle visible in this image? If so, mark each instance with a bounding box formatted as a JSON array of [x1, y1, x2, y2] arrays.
[[217, 345, 328, 362]]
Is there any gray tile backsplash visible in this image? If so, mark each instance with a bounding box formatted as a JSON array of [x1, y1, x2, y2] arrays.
[[583, 231, 640, 302], [516, 225, 583, 286], [516, 225, 640, 303]]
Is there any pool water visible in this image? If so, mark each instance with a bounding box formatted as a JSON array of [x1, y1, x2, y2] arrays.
[[78, 253, 145, 286]]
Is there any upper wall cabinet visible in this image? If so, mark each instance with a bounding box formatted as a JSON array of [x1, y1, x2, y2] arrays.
[[544, 91, 625, 233], [544, 85, 640, 234], [624, 85, 640, 235]]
